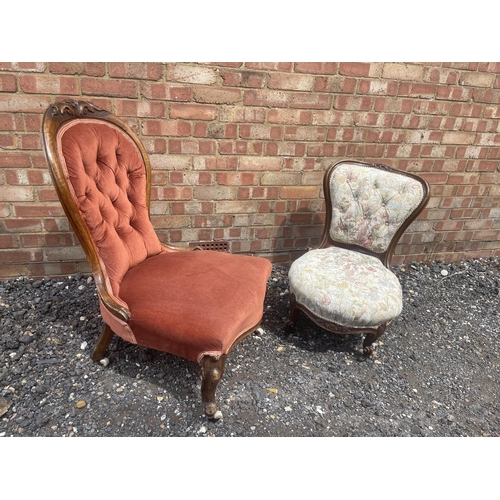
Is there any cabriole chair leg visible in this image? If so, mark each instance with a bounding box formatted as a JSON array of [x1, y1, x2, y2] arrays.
[[200, 354, 227, 419], [285, 295, 300, 332], [92, 323, 115, 361], [362, 325, 386, 358]]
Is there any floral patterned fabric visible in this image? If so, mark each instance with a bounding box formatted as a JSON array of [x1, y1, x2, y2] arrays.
[[329, 163, 425, 253], [288, 247, 402, 328]]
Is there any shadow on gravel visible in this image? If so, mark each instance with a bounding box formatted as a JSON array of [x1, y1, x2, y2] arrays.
[[1, 258, 499, 437]]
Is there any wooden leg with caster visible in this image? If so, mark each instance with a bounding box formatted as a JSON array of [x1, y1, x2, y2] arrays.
[[200, 354, 227, 419], [92, 323, 114, 361]]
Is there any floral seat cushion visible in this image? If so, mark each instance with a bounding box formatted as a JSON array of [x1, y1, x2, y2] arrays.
[[288, 246, 402, 329]]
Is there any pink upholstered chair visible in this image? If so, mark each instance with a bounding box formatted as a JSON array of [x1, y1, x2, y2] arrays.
[[288, 160, 430, 357], [42, 100, 272, 418]]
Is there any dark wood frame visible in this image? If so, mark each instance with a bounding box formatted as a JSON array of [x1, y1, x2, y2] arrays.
[[42, 99, 264, 418], [288, 160, 430, 357]]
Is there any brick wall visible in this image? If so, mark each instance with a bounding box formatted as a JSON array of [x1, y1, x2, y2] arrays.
[[1, 62, 499, 279]]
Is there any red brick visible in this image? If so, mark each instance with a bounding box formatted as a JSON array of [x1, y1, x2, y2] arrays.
[[339, 62, 372, 77], [168, 139, 216, 155], [217, 172, 257, 185], [220, 70, 266, 88], [219, 141, 263, 156], [0, 74, 17, 92], [398, 83, 437, 98], [194, 157, 238, 171], [471, 88, 500, 104], [382, 63, 423, 81], [424, 67, 459, 85], [140, 82, 191, 101], [268, 73, 315, 91], [290, 93, 331, 109], [20, 75, 78, 95], [413, 100, 450, 115], [0, 135, 15, 148], [109, 62, 163, 80], [170, 103, 217, 121], [449, 103, 483, 117], [261, 172, 301, 186], [219, 106, 266, 123], [193, 87, 241, 104], [3, 218, 42, 231], [285, 126, 327, 142], [464, 219, 493, 230], [21, 233, 74, 247], [294, 63, 338, 74], [472, 230, 499, 240], [436, 86, 473, 102], [465, 160, 498, 172], [440, 197, 472, 208], [0, 186, 35, 201], [20, 134, 42, 150], [0, 152, 32, 168], [205, 123, 237, 139], [37, 188, 60, 201], [280, 186, 319, 199], [336, 95, 376, 111], [0, 249, 42, 263], [27, 262, 82, 278], [0, 114, 15, 130], [215, 200, 258, 214], [374, 97, 413, 113], [238, 157, 282, 171], [266, 142, 306, 157], [166, 64, 217, 84], [0, 63, 45, 72], [459, 72, 496, 88], [244, 90, 288, 108], [306, 143, 336, 157], [14, 203, 64, 217], [210, 62, 243, 67], [442, 131, 476, 145], [82, 78, 137, 98], [115, 100, 166, 118], [447, 173, 479, 184], [0, 94, 52, 113], [143, 120, 191, 136], [245, 63, 293, 71], [314, 76, 356, 93], [49, 62, 106, 76], [357, 79, 398, 96], [240, 124, 282, 140]]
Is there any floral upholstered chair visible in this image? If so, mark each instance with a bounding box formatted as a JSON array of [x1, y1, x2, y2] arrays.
[[288, 160, 430, 357], [42, 100, 272, 418]]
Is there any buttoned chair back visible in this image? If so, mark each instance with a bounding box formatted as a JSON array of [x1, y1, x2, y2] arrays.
[[288, 160, 429, 357]]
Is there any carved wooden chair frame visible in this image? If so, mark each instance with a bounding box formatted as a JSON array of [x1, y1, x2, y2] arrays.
[[42, 100, 270, 417], [288, 160, 430, 357]]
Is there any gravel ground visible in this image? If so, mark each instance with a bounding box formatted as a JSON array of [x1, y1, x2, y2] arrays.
[[0, 257, 499, 438]]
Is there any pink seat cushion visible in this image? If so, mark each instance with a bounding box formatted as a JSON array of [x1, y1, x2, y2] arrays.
[[119, 250, 272, 362]]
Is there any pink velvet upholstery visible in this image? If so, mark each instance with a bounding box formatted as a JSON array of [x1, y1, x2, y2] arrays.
[[55, 116, 272, 363], [119, 250, 271, 362], [57, 120, 163, 298]]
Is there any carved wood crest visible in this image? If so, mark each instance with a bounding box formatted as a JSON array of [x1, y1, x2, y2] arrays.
[[48, 100, 110, 120]]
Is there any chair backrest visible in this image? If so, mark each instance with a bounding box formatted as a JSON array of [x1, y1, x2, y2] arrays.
[[319, 160, 430, 266], [42, 100, 163, 318]]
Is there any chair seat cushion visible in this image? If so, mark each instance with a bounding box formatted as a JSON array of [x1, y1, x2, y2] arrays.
[[288, 247, 402, 328], [119, 250, 272, 362]]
